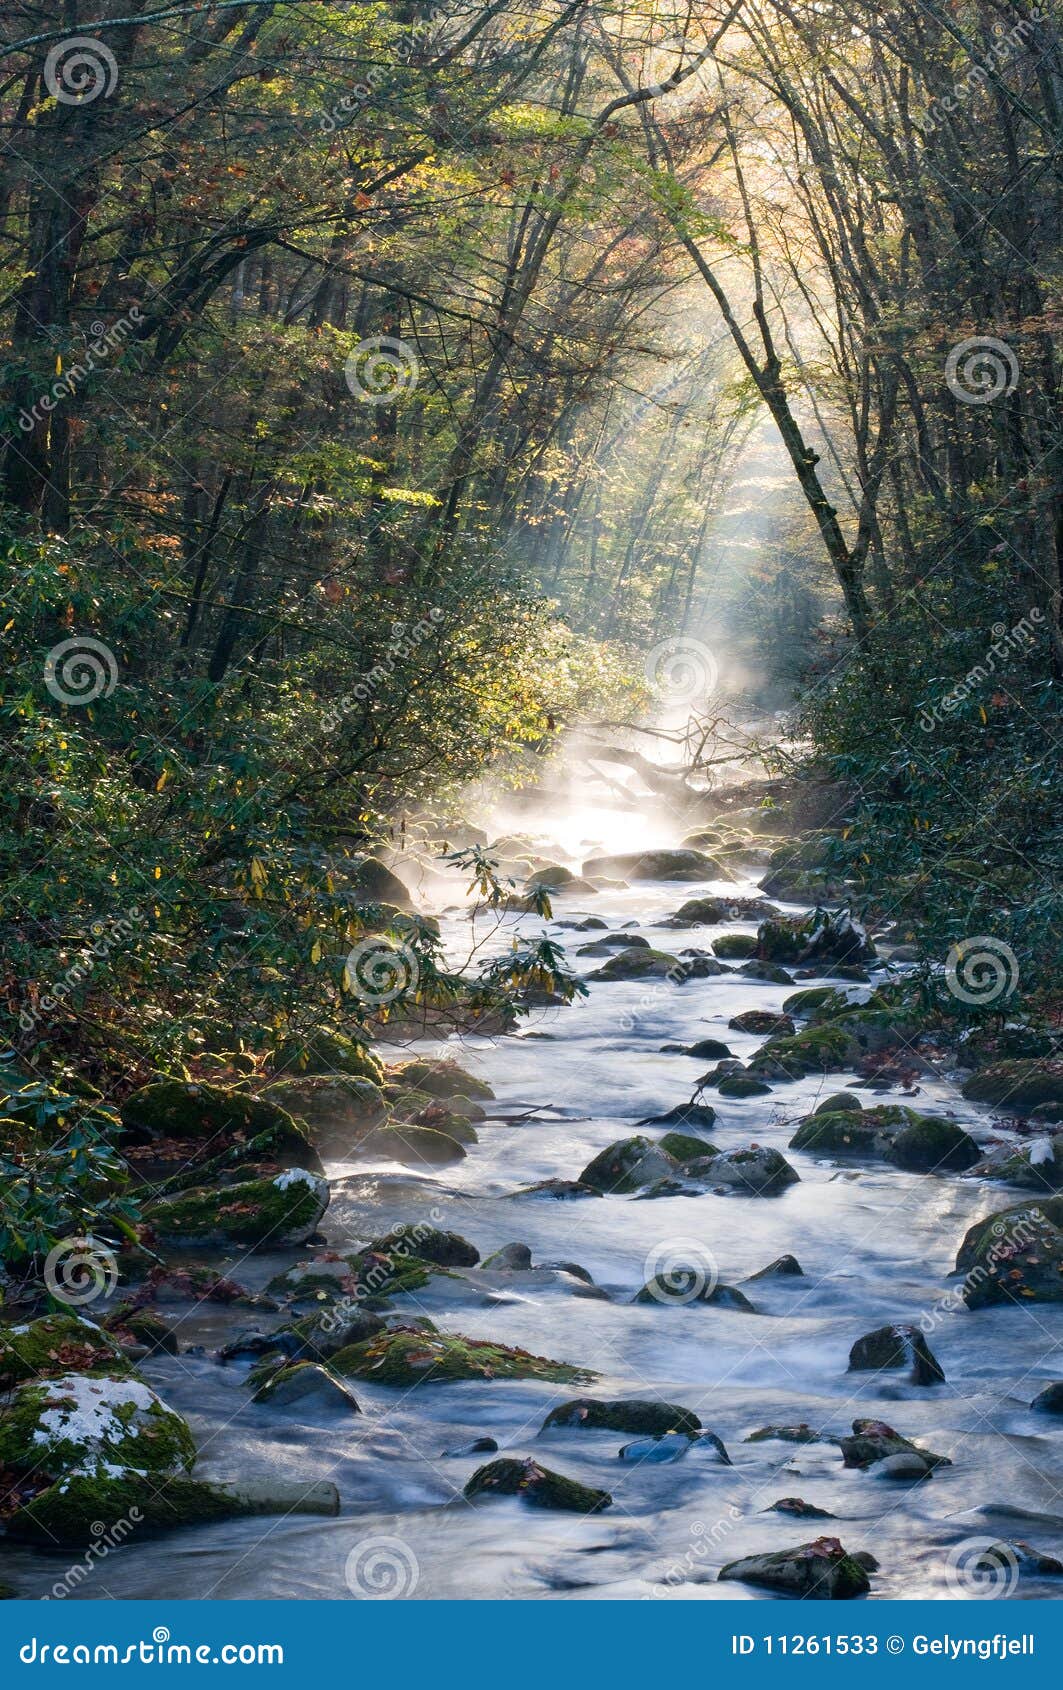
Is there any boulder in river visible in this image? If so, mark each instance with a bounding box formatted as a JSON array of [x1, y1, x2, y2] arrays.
[[719, 1536, 872, 1599], [717, 1073, 773, 1098], [0, 1371, 196, 1478], [369, 1225, 479, 1268], [329, 1326, 593, 1386], [961, 1060, 1063, 1112], [356, 1122, 468, 1166], [508, 1178, 602, 1200], [264, 1074, 387, 1146], [712, 933, 757, 959], [581, 848, 733, 882], [768, 1498, 835, 1520], [813, 1090, 863, 1114], [969, 1135, 1063, 1191], [482, 1242, 533, 1270], [789, 1103, 975, 1171], [954, 1197, 1063, 1307], [657, 1130, 720, 1164], [639, 1101, 717, 1132], [6, 1473, 339, 1550], [839, 1417, 951, 1472], [250, 1361, 360, 1412], [634, 1277, 756, 1311], [737, 959, 794, 986], [848, 1323, 946, 1385], [1031, 1382, 1063, 1414], [541, 1398, 701, 1437], [386, 1057, 494, 1101], [587, 947, 683, 981], [464, 1457, 611, 1513], [618, 1429, 730, 1465], [0, 1313, 130, 1390], [272, 1030, 384, 1084], [685, 1145, 800, 1196], [577, 1135, 677, 1193], [744, 1254, 804, 1282], [729, 1011, 795, 1036], [757, 907, 874, 967], [886, 1114, 980, 1173], [120, 1079, 314, 1167], [345, 856, 414, 908], [745, 1424, 837, 1446], [146, 1167, 328, 1248]]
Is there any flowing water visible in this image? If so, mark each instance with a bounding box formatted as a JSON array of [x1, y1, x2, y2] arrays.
[[9, 799, 1063, 1601]]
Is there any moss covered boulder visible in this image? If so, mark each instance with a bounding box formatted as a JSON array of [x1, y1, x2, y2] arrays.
[[0, 1313, 130, 1391], [356, 1123, 467, 1166], [329, 1326, 593, 1387], [464, 1456, 611, 1513], [783, 986, 848, 1018], [386, 1058, 494, 1101], [582, 848, 731, 882], [273, 1031, 384, 1084], [961, 1061, 1063, 1113], [577, 1135, 677, 1193], [719, 1536, 871, 1599], [885, 1115, 979, 1173], [541, 1398, 701, 1437], [848, 1323, 945, 1386], [729, 1011, 795, 1037], [263, 1074, 387, 1147], [371, 1225, 479, 1268], [120, 1080, 312, 1166], [712, 932, 757, 960], [250, 1360, 361, 1411], [954, 1197, 1063, 1308], [0, 1372, 196, 1477], [587, 947, 683, 982], [748, 1022, 857, 1081], [7, 1473, 339, 1549], [658, 1131, 720, 1164], [146, 1167, 328, 1249], [717, 1073, 773, 1098], [688, 1145, 799, 1196], [757, 907, 873, 968], [971, 1135, 1063, 1191]]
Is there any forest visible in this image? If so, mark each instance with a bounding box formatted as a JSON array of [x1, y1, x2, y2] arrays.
[[0, 0, 1062, 1606]]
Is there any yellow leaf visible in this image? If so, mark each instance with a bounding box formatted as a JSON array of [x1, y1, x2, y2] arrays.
[[310, 939, 322, 964], [156, 768, 169, 791]]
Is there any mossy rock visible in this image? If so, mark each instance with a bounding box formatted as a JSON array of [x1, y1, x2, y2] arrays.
[[954, 1197, 1063, 1308], [757, 908, 873, 968], [719, 1538, 871, 1599], [687, 1145, 799, 1196], [263, 1074, 388, 1145], [577, 1135, 677, 1193], [386, 1088, 479, 1143], [105, 1307, 180, 1356], [588, 947, 683, 981], [729, 1011, 795, 1037], [369, 1226, 479, 1267], [666, 896, 728, 926], [840, 1417, 951, 1472], [972, 1135, 1063, 1190], [634, 1277, 756, 1311], [145, 1168, 328, 1249], [717, 1073, 773, 1098], [737, 960, 795, 986], [783, 986, 848, 1019], [541, 1398, 701, 1436], [356, 1123, 467, 1166], [120, 1080, 311, 1163], [814, 1091, 863, 1115], [748, 1022, 857, 1080], [329, 1326, 593, 1386], [7, 1473, 337, 1550], [961, 1061, 1063, 1112], [250, 1360, 360, 1411], [886, 1115, 979, 1173], [387, 1057, 494, 1101], [658, 1131, 720, 1164], [712, 933, 757, 959], [789, 1111, 882, 1155], [0, 1372, 196, 1478], [0, 1313, 129, 1391], [464, 1457, 611, 1513], [581, 848, 732, 882], [273, 1032, 384, 1084]]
